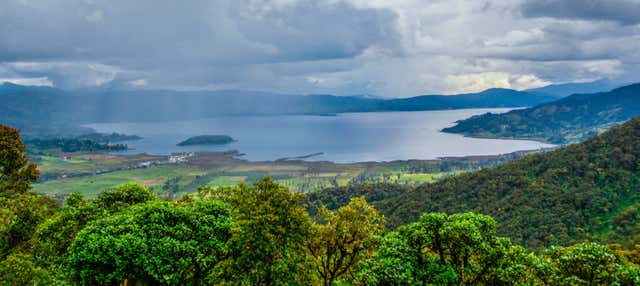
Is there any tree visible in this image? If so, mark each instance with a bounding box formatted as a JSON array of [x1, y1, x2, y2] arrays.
[[307, 197, 385, 285], [0, 125, 58, 257], [0, 193, 58, 258], [393, 212, 532, 285], [539, 242, 640, 285], [206, 178, 315, 285], [0, 124, 39, 197], [67, 200, 232, 285], [357, 231, 421, 285], [0, 253, 52, 285], [0, 124, 59, 282], [92, 182, 157, 213], [32, 184, 156, 270]]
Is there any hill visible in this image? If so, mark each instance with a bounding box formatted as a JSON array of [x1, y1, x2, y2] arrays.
[[525, 79, 622, 97], [307, 116, 640, 249], [379, 88, 553, 110], [0, 83, 557, 136], [443, 83, 640, 143]]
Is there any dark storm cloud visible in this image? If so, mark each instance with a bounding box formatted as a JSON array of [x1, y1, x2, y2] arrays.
[[0, 0, 638, 95], [230, 1, 399, 62], [0, 0, 398, 88], [520, 0, 640, 25], [0, 0, 397, 65]]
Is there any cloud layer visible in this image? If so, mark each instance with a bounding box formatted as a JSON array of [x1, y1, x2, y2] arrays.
[[1, 0, 638, 96]]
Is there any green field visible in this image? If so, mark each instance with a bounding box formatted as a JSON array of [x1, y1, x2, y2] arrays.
[[33, 151, 529, 201], [34, 165, 205, 197]]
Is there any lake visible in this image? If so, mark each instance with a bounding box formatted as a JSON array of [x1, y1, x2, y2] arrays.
[[86, 108, 555, 163]]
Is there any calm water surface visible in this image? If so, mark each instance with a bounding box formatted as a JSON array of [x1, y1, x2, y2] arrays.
[[86, 109, 555, 163]]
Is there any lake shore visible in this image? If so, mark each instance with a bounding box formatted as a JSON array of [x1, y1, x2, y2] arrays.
[[85, 109, 555, 162], [33, 147, 543, 200]]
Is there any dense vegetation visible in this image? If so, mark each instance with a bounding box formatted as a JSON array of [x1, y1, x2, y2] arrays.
[[2, 123, 640, 285], [443, 83, 640, 144], [305, 183, 411, 217], [177, 135, 235, 146], [308, 116, 640, 250], [74, 132, 141, 143], [25, 137, 128, 153]]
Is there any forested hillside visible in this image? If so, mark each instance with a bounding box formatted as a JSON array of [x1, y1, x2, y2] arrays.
[[357, 116, 640, 249], [443, 83, 640, 143]]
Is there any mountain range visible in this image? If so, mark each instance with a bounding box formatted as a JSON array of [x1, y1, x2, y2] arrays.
[[444, 83, 640, 143], [524, 79, 623, 97], [0, 82, 558, 136]]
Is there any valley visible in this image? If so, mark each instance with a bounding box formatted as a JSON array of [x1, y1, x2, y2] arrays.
[[32, 149, 533, 201]]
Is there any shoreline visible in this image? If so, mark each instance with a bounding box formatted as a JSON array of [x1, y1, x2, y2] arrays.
[[100, 145, 556, 166], [439, 129, 559, 145]]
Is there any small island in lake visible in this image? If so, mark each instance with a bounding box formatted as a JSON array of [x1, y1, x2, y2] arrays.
[[177, 135, 236, 146]]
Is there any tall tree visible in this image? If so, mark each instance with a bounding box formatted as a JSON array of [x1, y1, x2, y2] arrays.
[[394, 212, 532, 285], [67, 200, 232, 285], [0, 124, 58, 284], [205, 178, 315, 285], [537, 242, 640, 285], [0, 124, 56, 256], [307, 197, 385, 285], [32, 184, 156, 270], [0, 124, 39, 197]]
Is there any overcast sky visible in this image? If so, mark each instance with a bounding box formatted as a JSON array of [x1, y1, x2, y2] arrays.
[[1, 0, 639, 97]]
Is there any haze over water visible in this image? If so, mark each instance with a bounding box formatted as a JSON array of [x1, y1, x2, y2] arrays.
[[86, 108, 555, 163]]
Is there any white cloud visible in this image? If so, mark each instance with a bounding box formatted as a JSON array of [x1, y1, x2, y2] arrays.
[[0, 77, 53, 86], [87, 63, 118, 86], [484, 29, 546, 47], [444, 72, 550, 94], [510, 74, 553, 90], [128, 79, 148, 87]]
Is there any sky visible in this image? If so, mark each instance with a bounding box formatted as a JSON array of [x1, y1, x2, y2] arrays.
[[1, 0, 639, 97]]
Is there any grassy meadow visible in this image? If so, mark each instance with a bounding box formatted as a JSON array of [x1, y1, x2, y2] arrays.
[[32, 150, 529, 201]]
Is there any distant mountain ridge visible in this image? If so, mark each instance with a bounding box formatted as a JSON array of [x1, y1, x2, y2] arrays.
[[379, 88, 548, 110], [524, 79, 624, 97], [444, 83, 640, 143], [0, 83, 557, 136]]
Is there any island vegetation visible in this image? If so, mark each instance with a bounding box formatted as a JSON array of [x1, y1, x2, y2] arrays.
[[177, 135, 236, 146], [1, 123, 640, 285], [25, 137, 129, 154], [22, 132, 141, 155], [74, 132, 142, 143]]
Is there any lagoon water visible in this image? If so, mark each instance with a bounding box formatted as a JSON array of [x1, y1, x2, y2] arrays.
[[86, 108, 555, 163]]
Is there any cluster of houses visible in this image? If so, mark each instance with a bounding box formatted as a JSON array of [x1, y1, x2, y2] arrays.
[[137, 152, 195, 168]]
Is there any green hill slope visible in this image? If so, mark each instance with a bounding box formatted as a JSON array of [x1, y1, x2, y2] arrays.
[[380, 116, 640, 248], [443, 83, 640, 143], [306, 116, 640, 249]]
